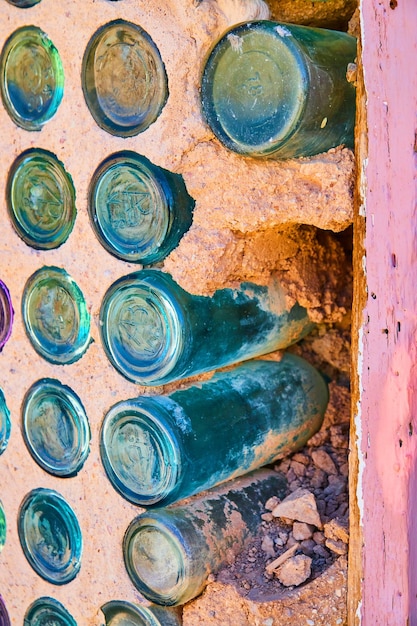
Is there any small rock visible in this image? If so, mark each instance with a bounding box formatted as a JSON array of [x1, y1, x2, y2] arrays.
[[265, 496, 280, 511], [325, 538, 348, 555], [311, 449, 338, 475], [293, 521, 314, 541], [271, 488, 322, 528], [290, 460, 306, 477], [276, 554, 312, 587], [261, 512, 274, 522], [313, 544, 330, 558], [291, 452, 310, 465], [300, 539, 316, 557], [308, 429, 329, 447], [261, 535, 276, 558], [313, 531, 325, 544]]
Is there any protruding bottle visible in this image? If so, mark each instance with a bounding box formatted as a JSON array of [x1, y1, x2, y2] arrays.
[[22, 378, 90, 477], [18, 488, 82, 584], [7, 149, 76, 250], [82, 20, 168, 137], [22, 266, 91, 365], [123, 469, 287, 606], [0, 26, 64, 130], [88, 152, 194, 265], [201, 21, 356, 159], [0, 389, 11, 455], [99, 269, 314, 386], [0, 500, 6, 554], [24, 597, 76, 626], [5, 0, 42, 7], [101, 600, 181, 626], [0, 596, 10, 626], [0, 280, 13, 352], [100, 354, 328, 506]]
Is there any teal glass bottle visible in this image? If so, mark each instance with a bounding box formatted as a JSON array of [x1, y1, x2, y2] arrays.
[[0, 280, 13, 352], [18, 488, 82, 584], [82, 20, 168, 137], [201, 21, 356, 159], [24, 597, 76, 626], [100, 354, 328, 506], [22, 266, 91, 365], [0, 596, 10, 626], [7, 149, 76, 250], [101, 601, 181, 626], [0, 389, 11, 455], [5, 0, 42, 6], [88, 152, 194, 265], [22, 378, 90, 477], [0, 500, 6, 554], [123, 469, 287, 606], [99, 269, 314, 386], [0, 26, 64, 131]]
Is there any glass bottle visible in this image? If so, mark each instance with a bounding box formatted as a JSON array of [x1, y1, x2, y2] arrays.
[[0, 280, 13, 352], [0, 596, 10, 626], [24, 597, 76, 626], [6, 149, 76, 250], [22, 266, 91, 365], [99, 269, 314, 386], [0, 389, 11, 455], [0, 26, 64, 131], [82, 20, 168, 137], [123, 469, 287, 606], [100, 354, 328, 506], [88, 151, 194, 265], [5, 0, 41, 6], [101, 600, 181, 626], [0, 500, 6, 554], [201, 20, 356, 159], [18, 488, 82, 584], [22, 378, 90, 477]]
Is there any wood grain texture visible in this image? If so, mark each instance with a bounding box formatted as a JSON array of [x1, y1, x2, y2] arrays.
[[352, 0, 417, 623]]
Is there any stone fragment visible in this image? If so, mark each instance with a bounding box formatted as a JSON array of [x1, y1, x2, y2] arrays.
[[264, 495, 280, 511], [261, 535, 276, 558], [324, 518, 349, 544], [271, 488, 322, 528], [311, 449, 338, 475], [325, 538, 348, 556], [293, 522, 314, 541], [276, 554, 312, 587], [265, 543, 300, 573]]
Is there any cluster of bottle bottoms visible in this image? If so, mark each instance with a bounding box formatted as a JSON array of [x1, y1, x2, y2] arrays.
[[0, 4, 356, 625]]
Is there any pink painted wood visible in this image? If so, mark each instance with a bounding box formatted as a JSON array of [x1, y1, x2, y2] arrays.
[[357, 0, 417, 622]]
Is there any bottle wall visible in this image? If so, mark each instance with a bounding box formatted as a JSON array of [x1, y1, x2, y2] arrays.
[[0, 0, 355, 623]]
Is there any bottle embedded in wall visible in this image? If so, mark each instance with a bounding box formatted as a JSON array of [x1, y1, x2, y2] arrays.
[[99, 268, 315, 386], [100, 354, 328, 506], [201, 20, 357, 159]]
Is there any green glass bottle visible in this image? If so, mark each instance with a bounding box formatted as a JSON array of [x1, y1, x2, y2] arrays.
[[201, 20, 356, 159], [0, 500, 6, 554], [18, 488, 82, 584], [0, 389, 11, 455], [100, 354, 328, 506], [99, 269, 314, 386], [0, 280, 13, 352], [82, 20, 168, 137], [0, 26, 64, 131], [7, 149, 76, 250], [24, 597, 76, 626], [123, 469, 287, 606], [0, 596, 10, 626], [22, 266, 91, 365], [88, 152, 194, 265], [101, 600, 181, 626], [22, 378, 90, 477], [5, 0, 42, 7]]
